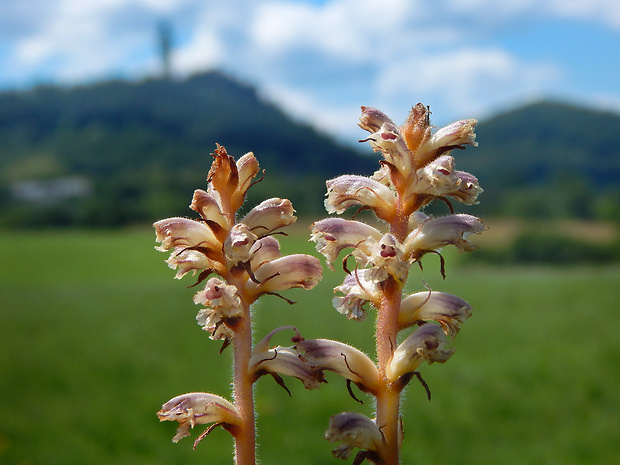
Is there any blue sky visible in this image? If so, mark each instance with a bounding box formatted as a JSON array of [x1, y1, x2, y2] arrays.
[[1, 0, 619, 142]]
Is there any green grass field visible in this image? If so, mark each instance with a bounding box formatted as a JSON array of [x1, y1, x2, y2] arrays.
[[1, 227, 619, 465]]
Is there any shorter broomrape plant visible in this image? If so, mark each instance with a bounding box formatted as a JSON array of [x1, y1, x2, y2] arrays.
[[153, 104, 485, 465]]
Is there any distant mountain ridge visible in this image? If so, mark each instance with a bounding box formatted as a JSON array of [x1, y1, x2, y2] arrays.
[[1, 73, 619, 227], [0, 72, 375, 227]]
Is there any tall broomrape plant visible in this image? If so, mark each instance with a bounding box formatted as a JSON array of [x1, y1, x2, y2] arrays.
[[153, 103, 484, 465], [309, 104, 485, 465], [153, 145, 324, 464]]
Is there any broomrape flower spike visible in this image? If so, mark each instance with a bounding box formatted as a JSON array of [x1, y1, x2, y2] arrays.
[[311, 104, 485, 464], [153, 145, 322, 464]]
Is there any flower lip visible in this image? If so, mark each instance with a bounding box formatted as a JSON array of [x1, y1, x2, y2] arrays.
[[386, 324, 454, 382], [157, 392, 241, 443], [325, 412, 387, 460]]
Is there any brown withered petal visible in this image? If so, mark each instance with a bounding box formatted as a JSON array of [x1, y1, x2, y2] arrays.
[[296, 338, 379, 394], [241, 198, 297, 235], [249, 326, 325, 390], [404, 214, 485, 255], [324, 412, 387, 460], [325, 175, 397, 221], [386, 324, 454, 382], [310, 218, 382, 271], [207, 145, 239, 213], [400, 103, 432, 155], [247, 254, 323, 295], [398, 291, 473, 337], [157, 392, 241, 443]]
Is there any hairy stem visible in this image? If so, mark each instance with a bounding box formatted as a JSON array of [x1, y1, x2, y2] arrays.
[[375, 277, 402, 465], [232, 297, 256, 465]]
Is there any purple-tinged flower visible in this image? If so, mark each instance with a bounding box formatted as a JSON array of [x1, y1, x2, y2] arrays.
[[310, 218, 382, 271], [223, 223, 258, 267], [386, 324, 454, 382], [194, 278, 242, 341], [332, 269, 381, 321], [324, 412, 387, 461], [154, 217, 226, 277], [246, 254, 323, 298], [398, 291, 473, 337], [296, 338, 379, 394], [248, 326, 325, 390], [325, 175, 397, 222], [241, 197, 297, 236], [404, 214, 485, 255], [157, 392, 241, 443], [353, 233, 410, 284]]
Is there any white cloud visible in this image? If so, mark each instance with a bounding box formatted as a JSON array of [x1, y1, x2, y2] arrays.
[[1, 0, 619, 139]]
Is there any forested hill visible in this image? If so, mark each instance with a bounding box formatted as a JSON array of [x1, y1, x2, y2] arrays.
[[1, 72, 620, 228], [0, 72, 375, 227], [460, 101, 620, 220]]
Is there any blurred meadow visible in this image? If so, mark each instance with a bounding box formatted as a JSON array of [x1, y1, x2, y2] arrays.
[[1, 225, 619, 465]]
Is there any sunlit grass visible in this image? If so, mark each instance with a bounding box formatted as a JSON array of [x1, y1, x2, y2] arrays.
[[1, 229, 619, 465]]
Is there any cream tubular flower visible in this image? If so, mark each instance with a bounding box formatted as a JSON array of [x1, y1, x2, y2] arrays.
[[310, 218, 382, 271], [157, 392, 241, 443], [398, 291, 473, 337], [325, 175, 397, 221], [405, 214, 485, 255], [248, 326, 325, 390], [296, 338, 379, 394], [246, 254, 323, 297], [386, 324, 454, 382], [154, 217, 225, 276], [241, 197, 297, 236], [324, 412, 387, 461], [190, 189, 229, 237]]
